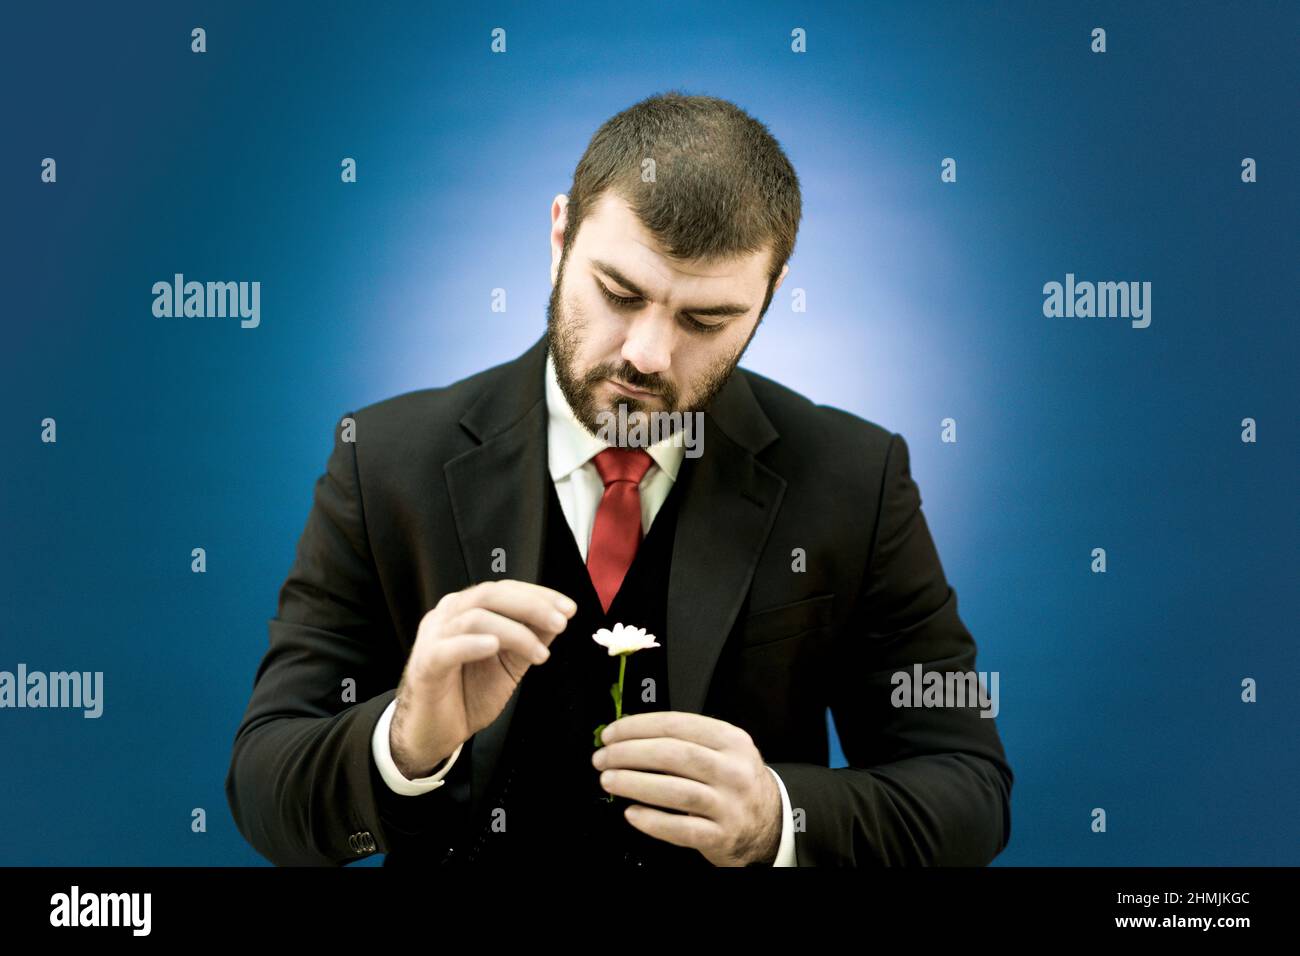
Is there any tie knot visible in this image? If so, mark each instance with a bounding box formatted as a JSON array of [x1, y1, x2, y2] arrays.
[[591, 447, 654, 487]]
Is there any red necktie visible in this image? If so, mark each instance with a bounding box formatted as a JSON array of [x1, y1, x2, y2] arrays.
[[587, 447, 654, 614]]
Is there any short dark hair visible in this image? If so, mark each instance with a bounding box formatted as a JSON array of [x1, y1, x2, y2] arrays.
[[562, 90, 802, 318]]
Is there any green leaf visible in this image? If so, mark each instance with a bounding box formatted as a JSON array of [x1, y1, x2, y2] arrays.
[[593, 723, 606, 747]]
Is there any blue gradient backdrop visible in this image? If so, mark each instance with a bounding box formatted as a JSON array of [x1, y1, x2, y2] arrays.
[[2, 1, 1295, 865]]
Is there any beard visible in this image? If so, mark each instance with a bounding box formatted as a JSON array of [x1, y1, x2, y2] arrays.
[[545, 252, 755, 446]]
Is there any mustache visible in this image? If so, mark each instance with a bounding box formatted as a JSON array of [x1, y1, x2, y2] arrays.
[[590, 367, 668, 396]]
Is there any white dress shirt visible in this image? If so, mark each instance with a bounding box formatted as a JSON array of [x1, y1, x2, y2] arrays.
[[370, 349, 798, 866]]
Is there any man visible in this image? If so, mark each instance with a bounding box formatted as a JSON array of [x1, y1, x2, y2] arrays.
[[225, 91, 1013, 867]]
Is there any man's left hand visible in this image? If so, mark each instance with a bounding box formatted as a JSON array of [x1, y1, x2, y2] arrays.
[[592, 711, 782, 866]]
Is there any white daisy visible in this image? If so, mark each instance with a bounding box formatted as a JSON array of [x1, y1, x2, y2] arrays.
[[591, 622, 661, 656]]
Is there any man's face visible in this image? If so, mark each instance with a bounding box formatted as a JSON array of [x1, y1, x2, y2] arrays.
[[546, 190, 788, 443]]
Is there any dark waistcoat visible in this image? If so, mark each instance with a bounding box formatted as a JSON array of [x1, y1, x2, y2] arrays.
[[462, 457, 712, 868]]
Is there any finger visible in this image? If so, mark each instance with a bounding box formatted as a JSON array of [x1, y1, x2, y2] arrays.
[[620, 803, 722, 852], [451, 580, 577, 638], [424, 633, 503, 672], [600, 711, 747, 751], [444, 606, 553, 664], [599, 768, 721, 819], [595, 737, 724, 786], [475, 579, 578, 620]]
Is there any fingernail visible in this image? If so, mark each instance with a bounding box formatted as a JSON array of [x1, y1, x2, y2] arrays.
[[534, 646, 550, 664], [549, 612, 567, 630], [555, 597, 577, 615]]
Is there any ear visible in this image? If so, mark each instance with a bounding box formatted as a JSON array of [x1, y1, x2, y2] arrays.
[[550, 194, 569, 286], [771, 262, 790, 294]]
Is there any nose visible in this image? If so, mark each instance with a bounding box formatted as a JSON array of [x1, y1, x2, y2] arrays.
[[619, 313, 672, 379]]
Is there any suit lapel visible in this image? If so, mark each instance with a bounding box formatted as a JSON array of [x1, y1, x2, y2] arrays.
[[443, 331, 784, 822], [443, 334, 549, 823], [666, 393, 784, 715]]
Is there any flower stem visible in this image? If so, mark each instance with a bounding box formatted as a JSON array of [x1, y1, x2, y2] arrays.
[[615, 654, 626, 720]]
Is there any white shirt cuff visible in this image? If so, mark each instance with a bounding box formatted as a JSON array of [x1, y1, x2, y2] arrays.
[[371, 697, 463, 796], [767, 766, 798, 866]]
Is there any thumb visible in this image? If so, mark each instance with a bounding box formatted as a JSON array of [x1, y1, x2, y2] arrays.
[[435, 633, 502, 669]]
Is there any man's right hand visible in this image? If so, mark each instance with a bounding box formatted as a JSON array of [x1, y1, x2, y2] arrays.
[[389, 580, 577, 779]]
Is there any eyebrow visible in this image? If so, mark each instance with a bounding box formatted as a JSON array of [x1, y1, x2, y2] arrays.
[[590, 258, 753, 318]]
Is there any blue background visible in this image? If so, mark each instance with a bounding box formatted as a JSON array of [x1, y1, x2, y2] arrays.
[[2, 1, 1295, 865]]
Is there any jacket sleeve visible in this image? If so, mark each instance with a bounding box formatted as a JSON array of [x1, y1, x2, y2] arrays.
[[768, 432, 1014, 866], [224, 411, 465, 866]]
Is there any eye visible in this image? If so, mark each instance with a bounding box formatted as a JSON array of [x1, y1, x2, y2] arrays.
[[597, 281, 640, 308], [681, 314, 726, 334]]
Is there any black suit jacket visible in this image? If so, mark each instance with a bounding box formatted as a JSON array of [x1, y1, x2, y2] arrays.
[[225, 331, 1013, 866]]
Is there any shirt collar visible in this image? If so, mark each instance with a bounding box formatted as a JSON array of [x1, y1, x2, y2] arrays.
[[545, 348, 684, 484]]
